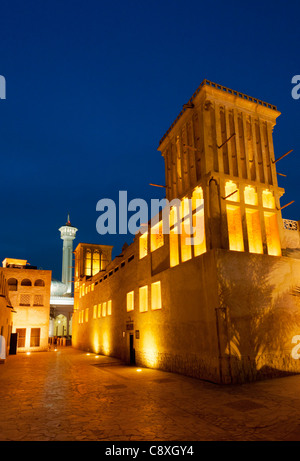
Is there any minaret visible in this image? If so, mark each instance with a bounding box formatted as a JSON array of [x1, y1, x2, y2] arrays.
[[59, 214, 78, 295]]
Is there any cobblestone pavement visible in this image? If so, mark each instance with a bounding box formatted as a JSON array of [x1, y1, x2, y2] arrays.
[[0, 347, 300, 441]]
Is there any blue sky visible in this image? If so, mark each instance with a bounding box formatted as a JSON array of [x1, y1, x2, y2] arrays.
[[0, 0, 299, 279]]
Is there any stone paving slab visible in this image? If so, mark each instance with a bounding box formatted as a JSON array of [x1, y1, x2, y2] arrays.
[[0, 347, 300, 441]]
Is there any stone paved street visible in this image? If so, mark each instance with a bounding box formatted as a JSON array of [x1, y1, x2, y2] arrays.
[[0, 347, 300, 441]]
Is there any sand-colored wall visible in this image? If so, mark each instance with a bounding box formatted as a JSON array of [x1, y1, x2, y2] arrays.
[[2, 268, 52, 352], [215, 249, 300, 383]]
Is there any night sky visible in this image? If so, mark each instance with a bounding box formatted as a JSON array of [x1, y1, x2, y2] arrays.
[[0, 0, 299, 280]]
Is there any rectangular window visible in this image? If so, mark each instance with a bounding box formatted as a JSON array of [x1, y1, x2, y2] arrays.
[[102, 302, 107, 317], [139, 285, 148, 312], [34, 295, 43, 306], [93, 305, 97, 319], [170, 228, 179, 267], [180, 198, 192, 262], [226, 204, 244, 252], [30, 328, 40, 347], [191, 187, 206, 257], [85, 308, 89, 322], [107, 300, 112, 316], [20, 294, 31, 306], [151, 221, 164, 252], [245, 209, 263, 254], [85, 251, 92, 276], [16, 328, 26, 348], [264, 212, 281, 256], [151, 281, 162, 310], [98, 304, 102, 318], [127, 291, 134, 312], [262, 190, 275, 209], [139, 231, 148, 259]]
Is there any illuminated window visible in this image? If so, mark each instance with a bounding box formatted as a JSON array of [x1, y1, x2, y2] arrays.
[[85, 250, 92, 276], [93, 305, 97, 319], [139, 285, 148, 312], [139, 231, 148, 259], [225, 181, 239, 202], [169, 206, 180, 267], [102, 302, 107, 317], [262, 190, 275, 209], [264, 212, 281, 256], [226, 204, 244, 252], [245, 209, 263, 254], [151, 281, 162, 310], [192, 187, 206, 257], [30, 328, 40, 347], [151, 221, 164, 252], [170, 228, 179, 267], [85, 308, 89, 322], [180, 198, 192, 262], [98, 304, 101, 318], [92, 250, 100, 275], [107, 300, 112, 316], [127, 291, 134, 311], [91, 283, 95, 291], [244, 186, 258, 206]]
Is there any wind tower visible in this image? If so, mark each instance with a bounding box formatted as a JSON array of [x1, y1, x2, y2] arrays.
[[59, 214, 78, 295]]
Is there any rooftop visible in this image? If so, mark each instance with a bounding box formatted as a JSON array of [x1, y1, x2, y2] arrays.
[[158, 79, 278, 146]]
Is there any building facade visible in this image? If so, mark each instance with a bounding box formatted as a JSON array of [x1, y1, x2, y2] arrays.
[[72, 80, 300, 384], [2, 258, 52, 352]]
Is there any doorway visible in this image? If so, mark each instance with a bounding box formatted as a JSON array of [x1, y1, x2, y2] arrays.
[[129, 334, 135, 365]]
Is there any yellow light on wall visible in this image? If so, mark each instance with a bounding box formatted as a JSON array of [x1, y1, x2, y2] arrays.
[[127, 291, 134, 311], [139, 285, 148, 312], [107, 300, 112, 316], [93, 305, 97, 319], [262, 190, 275, 209], [226, 204, 244, 252], [85, 250, 92, 276], [245, 208, 263, 254], [151, 281, 162, 310], [244, 186, 258, 206], [192, 187, 206, 257], [264, 211, 281, 256], [151, 221, 164, 252], [180, 197, 192, 262], [92, 251, 100, 275], [139, 231, 148, 259], [225, 181, 239, 202], [170, 228, 179, 267]]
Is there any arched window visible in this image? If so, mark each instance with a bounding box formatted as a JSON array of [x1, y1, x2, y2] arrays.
[[7, 278, 18, 291], [34, 279, 45, 287], [21, 279, 32, 286]]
